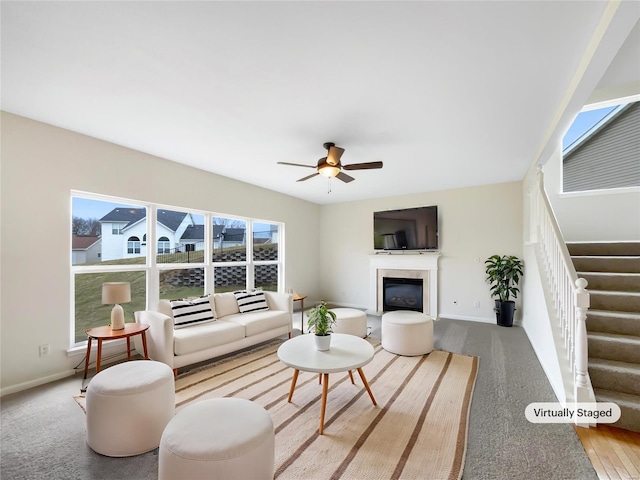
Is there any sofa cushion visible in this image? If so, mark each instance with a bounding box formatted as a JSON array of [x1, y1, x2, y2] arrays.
[[224, 310, 290, 337], [170, 296, 215, 329], [174, 320, 245, 356], [233, 290, 269, 313]]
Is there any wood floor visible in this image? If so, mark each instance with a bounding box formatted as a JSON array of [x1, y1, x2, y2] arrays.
[[574, 424, 640, 480]]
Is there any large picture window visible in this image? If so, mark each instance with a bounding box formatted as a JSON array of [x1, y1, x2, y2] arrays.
[[71, 193, 284, 347]]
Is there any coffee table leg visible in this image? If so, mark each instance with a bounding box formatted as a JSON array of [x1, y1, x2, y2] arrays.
[[357, 368, 377, 406], [348, 370, 355, 384], [319, 373, 329, 435], [83, 337, 92, 380], [287, 369, 300, 402]]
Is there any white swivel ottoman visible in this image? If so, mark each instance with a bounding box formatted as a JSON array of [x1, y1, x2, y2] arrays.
[[86, 360, 175, 457], [332, 308, 368, 338], [159, 398, 275, 480], [381, 311, 434, 356]]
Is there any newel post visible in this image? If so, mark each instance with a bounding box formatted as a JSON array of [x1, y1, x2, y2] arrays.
[[574, 278, 591, 409]]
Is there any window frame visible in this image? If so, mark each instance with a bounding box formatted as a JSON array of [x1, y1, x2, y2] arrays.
[[561, 98, 640, 194], [70, 192, 285, 349]]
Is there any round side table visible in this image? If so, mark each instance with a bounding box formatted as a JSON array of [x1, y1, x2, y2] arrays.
[[83, 323, 150, 379]]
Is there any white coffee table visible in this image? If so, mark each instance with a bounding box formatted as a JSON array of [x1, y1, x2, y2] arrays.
[[277, 333, 377, 434]]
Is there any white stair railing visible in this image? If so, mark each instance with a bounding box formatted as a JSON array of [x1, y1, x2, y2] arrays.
[[531, 168, 594, 407]]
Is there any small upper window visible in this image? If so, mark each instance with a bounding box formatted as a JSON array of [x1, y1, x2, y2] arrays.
[[563, 101, 640, 192]]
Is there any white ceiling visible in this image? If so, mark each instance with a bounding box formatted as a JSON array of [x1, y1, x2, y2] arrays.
[[2, 2, 638, 205]]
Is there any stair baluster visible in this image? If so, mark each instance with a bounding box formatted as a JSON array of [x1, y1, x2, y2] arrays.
[[533, 169, 595, 415]]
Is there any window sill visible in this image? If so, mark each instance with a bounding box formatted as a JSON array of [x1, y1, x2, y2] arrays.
[[560, 186, 640, 198]]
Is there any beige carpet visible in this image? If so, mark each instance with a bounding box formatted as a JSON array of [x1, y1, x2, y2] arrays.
[[173, 339, 478, 480]]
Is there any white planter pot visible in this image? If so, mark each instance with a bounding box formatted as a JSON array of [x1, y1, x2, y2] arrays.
[[314, 334, 331, 351]]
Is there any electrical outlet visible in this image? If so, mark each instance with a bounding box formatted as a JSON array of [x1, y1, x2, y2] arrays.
[[39, 344, 50, 357], [474, 301, 480, 308]]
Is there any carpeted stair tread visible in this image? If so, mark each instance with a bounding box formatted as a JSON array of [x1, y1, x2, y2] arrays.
[[593, 388, 640, 433], [588, 358, 640, 396], [569, 242, 640, 433], [589, 290, 640, 312], [578, 272, 640, 292], [568, 242, 640, 256], [587, 310, 640, 336], [587, 332, 640, 363], [571, 256, 640, 274]]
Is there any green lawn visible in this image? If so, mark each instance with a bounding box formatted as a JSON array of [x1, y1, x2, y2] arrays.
[[74, 247, 277, 342]]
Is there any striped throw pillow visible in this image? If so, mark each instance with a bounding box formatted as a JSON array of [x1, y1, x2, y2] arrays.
[[233, 290, 269, 314], [170, 295, 215, 329]]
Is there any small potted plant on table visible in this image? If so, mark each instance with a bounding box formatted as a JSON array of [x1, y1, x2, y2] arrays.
[[485, 254, 524, 327], [307, 301, 337, 351]]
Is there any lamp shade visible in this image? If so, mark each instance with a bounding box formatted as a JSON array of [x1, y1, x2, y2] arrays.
[[102, 282, 131, 305]]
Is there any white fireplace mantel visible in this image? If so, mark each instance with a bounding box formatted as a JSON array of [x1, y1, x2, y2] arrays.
[[369, 253, 440, 318]]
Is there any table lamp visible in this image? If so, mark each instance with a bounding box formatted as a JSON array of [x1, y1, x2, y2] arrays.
[[102, 282, 131, 330]]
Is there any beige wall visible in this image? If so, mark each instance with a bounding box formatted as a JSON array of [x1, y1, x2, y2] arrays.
[[544, 145, 640, 242], [318, 182, 524, 323], [0, 112, 321, 392]]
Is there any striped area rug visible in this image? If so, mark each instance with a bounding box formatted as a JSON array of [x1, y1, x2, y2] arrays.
[[175, 338, 479, 480]]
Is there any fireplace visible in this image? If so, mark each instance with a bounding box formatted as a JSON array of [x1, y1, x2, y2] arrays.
[[369, 253, 440, 318], [383, 277, 423, 312]]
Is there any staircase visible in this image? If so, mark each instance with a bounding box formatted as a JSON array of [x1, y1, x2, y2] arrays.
[[568, 242, 640, 432]]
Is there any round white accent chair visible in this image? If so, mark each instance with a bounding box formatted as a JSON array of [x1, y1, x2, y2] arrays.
[[331, 307, 368, 338], [381, 310, 434, 356], [159, 398, 275, 480], [86, 360, 175, 457]]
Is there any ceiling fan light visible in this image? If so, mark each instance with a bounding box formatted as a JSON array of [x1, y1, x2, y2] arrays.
[[318, 165, 340, 178]]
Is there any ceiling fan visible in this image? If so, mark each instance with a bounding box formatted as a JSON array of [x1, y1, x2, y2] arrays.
[[278, 142, 383, 183]]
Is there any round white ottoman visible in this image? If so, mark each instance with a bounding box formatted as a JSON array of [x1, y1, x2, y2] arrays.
[[159, 398, 274, 480], [332, 308, 368, 338], [381, 311, 434, 356], [86, 360, 175, 457]]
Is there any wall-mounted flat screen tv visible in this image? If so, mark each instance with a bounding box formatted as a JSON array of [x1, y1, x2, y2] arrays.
[[373, 206, 439, 250]]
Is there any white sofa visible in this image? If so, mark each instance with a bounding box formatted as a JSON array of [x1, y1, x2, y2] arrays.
[[135, 291, 293, 374]]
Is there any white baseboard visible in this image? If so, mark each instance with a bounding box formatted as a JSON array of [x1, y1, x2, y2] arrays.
[[438, 313, 495, 324], [3, 341, 134, 397], [330, 301, 369, 311], [522, 326, 568, 404], [0, 370, 76, 397]]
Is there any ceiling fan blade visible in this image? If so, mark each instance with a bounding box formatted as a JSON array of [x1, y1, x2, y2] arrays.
[[297, 172, 320, 182], [278, 162, 316, 168], [336, 171, 355, 183], [326, 146, 345, 166], [342, 161, 383, 171]]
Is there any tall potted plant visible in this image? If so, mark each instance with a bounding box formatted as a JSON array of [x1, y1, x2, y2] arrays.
[[307, 301, 337, 351], [485, 255, 524, 327]]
